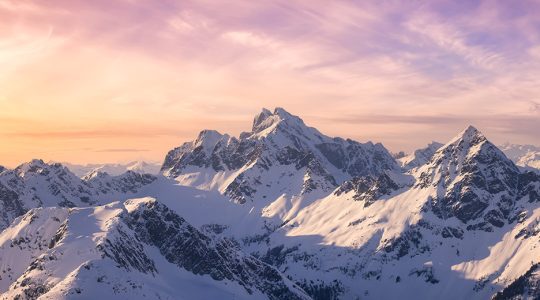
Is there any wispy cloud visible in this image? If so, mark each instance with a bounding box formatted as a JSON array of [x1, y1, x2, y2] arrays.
[[94, 148, 149, 153], [2, 127, 191, 139], [530, 101, 540, 113], [323, 113, 540, 134], [0, 0, 539, 165]]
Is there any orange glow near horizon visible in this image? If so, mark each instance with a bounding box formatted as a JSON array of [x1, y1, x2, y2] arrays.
[[0, 0, 539, 167]]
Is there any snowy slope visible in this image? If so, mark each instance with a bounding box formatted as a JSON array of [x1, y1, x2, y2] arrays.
[[0, 199, 309, 300]]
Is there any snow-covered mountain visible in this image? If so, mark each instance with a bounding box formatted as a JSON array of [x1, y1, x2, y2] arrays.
[[0, 159, 156, 230], [158, 110, 540, 299], [398, 141, 443, 170], [1, 108, 539, 299], [161, 107, 398, 220], [0, 199, 309, 300], [62, 161, 161, 178], [499, 143, 540, 170], [402, 142, 540, 172], [225, 125, 539, 299], [416, 126, 522, 226]]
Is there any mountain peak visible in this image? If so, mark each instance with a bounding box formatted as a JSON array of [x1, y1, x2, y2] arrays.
[[432, 126, 504, 167], [15, 159, 51, 176], [460, 125, 482, 139], [461, 125, 481, 137], [273, 107, 294, 119], [82, 169, 109, 181], [252, 108, 273, 131], [26, 159, 46, 167], [427, 141, 444, 148], [399, 141, 443, 169], [446, 125, 486, 147], [194, 129, 228, 149], [418, 125, 520, 225], [251, 107, 308, 137], [196, 129, 224, 139]]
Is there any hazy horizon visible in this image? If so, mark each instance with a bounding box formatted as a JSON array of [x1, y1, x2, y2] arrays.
[[1, 0, 539, 166], [1, 107, 537, 168]]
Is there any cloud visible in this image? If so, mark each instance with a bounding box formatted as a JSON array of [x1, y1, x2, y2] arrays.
[[1, 0, 540, 164], [530, 101, 540, 113], [321, 113, 540, 144], [324, 113, 539, 128], [3, 128, 188, 139], [404, 15, 503, 70], [222, 31, 277, 48], [324, 114, 466, 125], [94, 148, 149, 153]]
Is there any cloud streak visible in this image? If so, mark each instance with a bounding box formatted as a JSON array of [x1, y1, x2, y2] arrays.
[[94, 148, 149, 153]]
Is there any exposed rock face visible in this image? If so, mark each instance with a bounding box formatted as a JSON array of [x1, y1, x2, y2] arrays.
[[84, 170, 156, 194], [334, 173, 402, 207], [0, 182, 25, 230], [492, 264, 540, 300], [518, 171, 540, 202]]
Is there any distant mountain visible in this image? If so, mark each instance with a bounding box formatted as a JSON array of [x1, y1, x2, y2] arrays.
[[0, 159, 156, 230], [398, 141, 443, 170], [499, 143, 540, 170], [61, 161, 161, 178], [399, 141, 540, 172]]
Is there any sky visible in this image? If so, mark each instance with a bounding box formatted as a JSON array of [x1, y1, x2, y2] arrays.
[[0, 0, 539, 167]]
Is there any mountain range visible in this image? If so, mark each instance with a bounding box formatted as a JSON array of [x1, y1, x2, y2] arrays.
[[0, 108, 539, 299], [60, 161, 161, 178], [499, 143, 540, 170]]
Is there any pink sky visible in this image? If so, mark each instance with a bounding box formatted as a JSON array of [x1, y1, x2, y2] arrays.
[[0, 0, 539, 167]]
